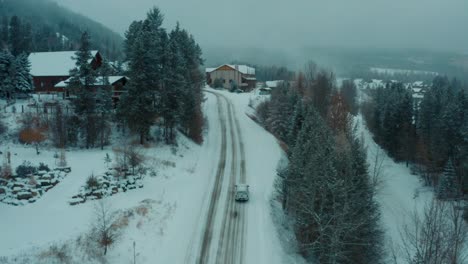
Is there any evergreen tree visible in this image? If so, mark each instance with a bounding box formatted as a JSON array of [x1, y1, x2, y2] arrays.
[[21, 22, 32, 54], [309, 70, 334, 118], [341, 79, 358, 115], [69, 31, 98, 148], [266, 84, 297, 141], [0, 50, 15, 99], [120, 9, 164, 144], [285, 105, 340, 261], [161, 25, 185, 143], [14, 53, 33, 92], [95, 60, 114, 149], [1, 16, 8, 48], [286, 97, 304, 151], [170, 26, 205, 143], [8, 15, 22, 56]]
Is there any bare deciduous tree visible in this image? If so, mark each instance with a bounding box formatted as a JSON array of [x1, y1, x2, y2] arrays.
[[399, 200, 467, 264], [93, 199, 118, 255]]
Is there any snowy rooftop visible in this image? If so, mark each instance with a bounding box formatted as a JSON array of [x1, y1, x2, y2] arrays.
[[55, 76, 127, 88], [29, 50, 99, 77], [265, 80, 284, 88], [206, 64, 256, 75]]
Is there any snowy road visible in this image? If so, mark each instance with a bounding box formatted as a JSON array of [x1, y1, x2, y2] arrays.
[[0, 88, 288, 263], [196, 91, 248, 264]]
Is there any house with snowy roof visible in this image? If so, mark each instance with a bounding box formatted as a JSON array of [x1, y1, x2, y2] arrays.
[[206, 64, 256, 91], [28, 50, 102, 93], [55, 76, 128, 103]]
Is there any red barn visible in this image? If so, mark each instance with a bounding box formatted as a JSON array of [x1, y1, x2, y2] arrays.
[[28, 50, 102, 94]]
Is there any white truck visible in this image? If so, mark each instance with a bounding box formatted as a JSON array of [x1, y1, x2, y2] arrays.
[[235, 184, 249, 202]]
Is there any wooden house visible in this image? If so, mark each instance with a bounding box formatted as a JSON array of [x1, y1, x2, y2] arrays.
[[28, 50, 102, 94], [206, 64, 256, 91]]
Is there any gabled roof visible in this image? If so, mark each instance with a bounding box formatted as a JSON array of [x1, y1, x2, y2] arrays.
[[54, 76, 128, 88], [29, 50, 99, 77], [265, 80, 284, 88], [206, 64, 255, 75]]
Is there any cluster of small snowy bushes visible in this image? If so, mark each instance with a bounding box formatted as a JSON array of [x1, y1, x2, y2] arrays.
[[69, 170, 145, 205], [0, 161, 70, 206], [69, 149, 149, 205]]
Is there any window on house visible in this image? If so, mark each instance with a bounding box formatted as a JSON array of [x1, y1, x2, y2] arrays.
[[223, 79, 226, 83]]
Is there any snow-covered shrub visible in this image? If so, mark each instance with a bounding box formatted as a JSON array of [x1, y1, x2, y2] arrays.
[[15, 161, 37, 178], [256, 100, 271, 124], [86, 174, 100, 190], [38, 162, 50, 172], [0, 162, 13, 179], [38, 244, 71, 264]]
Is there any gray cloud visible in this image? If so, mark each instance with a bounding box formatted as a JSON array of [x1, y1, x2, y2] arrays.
[[54, 0, 468, 53]]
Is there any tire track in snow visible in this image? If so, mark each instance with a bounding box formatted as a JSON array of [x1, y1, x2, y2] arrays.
[[196, 90, 248, 264], [217, 99, 238, 264], [196, 92, 228, 264]]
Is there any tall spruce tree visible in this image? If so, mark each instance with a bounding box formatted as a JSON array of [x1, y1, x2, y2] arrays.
[[96, 60, 114, 149], [8, 16, 22, 56], [1, 16, 8, 48], [69, 31, 98, 148], [14, 53, 32, 92], [0, 50, 15, 99], [119, 8, 166, 144]]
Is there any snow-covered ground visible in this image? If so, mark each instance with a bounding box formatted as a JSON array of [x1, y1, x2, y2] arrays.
[[0, 89, 294, 263], [356, 115, 440, 262]]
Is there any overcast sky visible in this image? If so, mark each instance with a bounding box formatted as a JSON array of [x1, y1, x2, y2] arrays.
[[54, 0, 468, 53]]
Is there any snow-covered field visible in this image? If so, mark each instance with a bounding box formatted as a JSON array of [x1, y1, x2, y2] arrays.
[[0, 90, 294, 263]]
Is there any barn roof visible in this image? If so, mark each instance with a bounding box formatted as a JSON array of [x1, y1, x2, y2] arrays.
[[206, 64, 255, 75], [29, 50, 99, 77], [54, 76, 128, 88]]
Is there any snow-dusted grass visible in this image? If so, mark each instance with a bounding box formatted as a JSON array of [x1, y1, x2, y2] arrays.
[[0, 89, 297, 263]]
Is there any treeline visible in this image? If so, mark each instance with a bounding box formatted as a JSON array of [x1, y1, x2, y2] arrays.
[[362, 76, 468, 198], [0, 0, 123, 60], [118, 8, 204, 144], [228, 60, 295, 82], [257, 63, 382, 263], [348, 68, 437, 83]]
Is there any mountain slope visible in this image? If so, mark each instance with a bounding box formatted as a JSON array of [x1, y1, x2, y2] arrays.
[[0, 0, 123, 60]]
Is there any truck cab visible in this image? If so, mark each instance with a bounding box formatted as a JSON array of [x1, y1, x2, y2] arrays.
[[235, 184, 249, 202]]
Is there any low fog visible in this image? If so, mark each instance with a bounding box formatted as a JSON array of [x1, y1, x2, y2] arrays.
[[55, 0, 468, 52]]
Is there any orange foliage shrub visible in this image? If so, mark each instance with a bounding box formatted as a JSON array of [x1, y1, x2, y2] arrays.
[[19, 127, 47, 145]]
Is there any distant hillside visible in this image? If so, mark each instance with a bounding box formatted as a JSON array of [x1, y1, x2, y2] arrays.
[[0, 0, 123, 60]]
